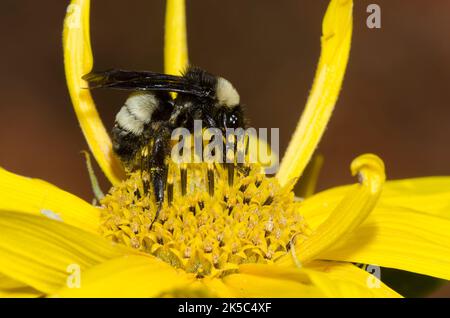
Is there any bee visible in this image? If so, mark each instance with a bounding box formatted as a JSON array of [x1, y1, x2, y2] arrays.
[[83, 66, 246, 223]]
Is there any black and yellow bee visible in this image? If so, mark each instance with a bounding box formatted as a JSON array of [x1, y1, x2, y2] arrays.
[[83, 66, 246, 222]]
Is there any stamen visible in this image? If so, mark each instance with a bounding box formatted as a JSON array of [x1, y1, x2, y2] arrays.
[[167, 164, 174, 205], [263, 195, 274, 206], [207, 164, 215, 197], [180, 164, 187, 196], [143, 179, 150, 195], [167, 182, 174, 205], [237, 163, 251, 177], [227, 163, 234, 187], [239, 183, 248, 192]]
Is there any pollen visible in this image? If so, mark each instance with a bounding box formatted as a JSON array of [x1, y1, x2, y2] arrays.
[[99, 164, 310, 277]]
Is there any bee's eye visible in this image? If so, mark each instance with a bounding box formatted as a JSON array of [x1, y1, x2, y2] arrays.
[[222, 107, 243, 129], [228, 114, 239, 127]]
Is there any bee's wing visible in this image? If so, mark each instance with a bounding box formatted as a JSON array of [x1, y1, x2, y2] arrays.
[[82, 69, 213, 98]]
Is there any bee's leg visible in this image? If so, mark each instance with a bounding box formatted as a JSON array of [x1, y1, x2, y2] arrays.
[[236, 133, 251, 177], [203, 113, 217, 129], [149, 126, 170, 229], [223, 134, 236, 187]]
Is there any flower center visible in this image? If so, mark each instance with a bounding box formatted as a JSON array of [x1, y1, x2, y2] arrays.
[[99, 163, 310, 277]]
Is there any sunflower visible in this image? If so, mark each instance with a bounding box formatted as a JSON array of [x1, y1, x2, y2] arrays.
[[0, 0, 449, 298]]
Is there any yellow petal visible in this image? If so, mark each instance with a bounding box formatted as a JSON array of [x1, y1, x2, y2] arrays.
[[0, 273, 42, 298], [200, 277, 240, 297], [380, 177, 450, 218], [164, 0, 188, 75], [320, 206, 450, 281], [239, 262, 400, 298], [304, 261, 401, 298], [297, 186, 348, 229], [54, 255, 194, 297], [294, 154, 324, 198], [298, 175, 450, 280], [0, 167, 99, 232], [0, 211, 130, 294], [301, 177, 450, 229], [0, 273, 26, 290], [0, 287, 42, 298], [63, 0, 125, 185], [151, 279, 234, 297], [223, 273, 326, 298], [281, 154, 385, 265], [277, 0, 353, 187]]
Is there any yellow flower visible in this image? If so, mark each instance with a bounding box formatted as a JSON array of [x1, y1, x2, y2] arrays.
[[0, 0, 449, 297]]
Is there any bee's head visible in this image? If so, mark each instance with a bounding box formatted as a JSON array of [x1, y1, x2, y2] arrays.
[[218, 104, 245, 130], [215, 77, 245, 129]]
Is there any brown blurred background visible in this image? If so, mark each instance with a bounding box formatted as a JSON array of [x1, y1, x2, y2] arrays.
[[0, 1, 449, 296]]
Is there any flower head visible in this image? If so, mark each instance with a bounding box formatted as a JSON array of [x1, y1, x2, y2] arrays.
[[0, 0, 449, 298], [100, 165, 308, 277]]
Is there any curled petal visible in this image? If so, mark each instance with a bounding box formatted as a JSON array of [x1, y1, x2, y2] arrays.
[[299, 174, 450, 280], [164, 0, 188, 75], [280, 154, 385, 265], [63, 0, 125, 185], [299, 176, 450, 230], [277, 0, 353, 187], [321, 206, 450, 281]]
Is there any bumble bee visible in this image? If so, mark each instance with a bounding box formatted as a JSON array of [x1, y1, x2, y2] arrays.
[[83, 66, 246, 222]]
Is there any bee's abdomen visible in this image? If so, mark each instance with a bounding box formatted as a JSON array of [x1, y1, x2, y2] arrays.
[[112, 92, 159, 163], [115, 92, 159, 135], [111, 125, 142, 163]]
